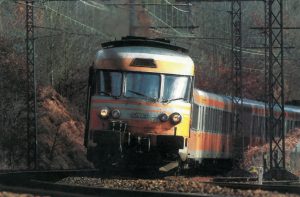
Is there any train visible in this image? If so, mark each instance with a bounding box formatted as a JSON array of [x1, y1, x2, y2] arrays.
[[84, 36, 300, 171]]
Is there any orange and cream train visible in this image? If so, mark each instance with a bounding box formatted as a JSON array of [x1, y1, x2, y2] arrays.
[[84, 36, 300, 170]]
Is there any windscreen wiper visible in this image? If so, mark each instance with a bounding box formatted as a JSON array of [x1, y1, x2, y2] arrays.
[[127, 90, 158, 102], [162, 97, 186, 104], [99, 91, 120, 99]]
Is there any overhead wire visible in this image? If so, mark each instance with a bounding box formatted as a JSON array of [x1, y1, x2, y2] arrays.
[[164, 0, 189, 13], [34, 25, 104, 37], [14, 0, 111, 39], [13, 0, 299, 57], [79, 0, 109, 11], [34, 0, 194, 38], [142, 0, 193, 37], [42, 1, 110, 39], [143, 7, 184, 36]]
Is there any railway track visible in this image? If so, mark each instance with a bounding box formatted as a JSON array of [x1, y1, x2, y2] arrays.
[[0, 170, 214, 197], [0, 170, 299, 196], [211, 181, 300, 195], [0, 181, 215, 197]]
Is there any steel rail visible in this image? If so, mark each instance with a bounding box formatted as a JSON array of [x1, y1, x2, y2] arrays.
[[0, 169, 100, 184], [26, 180, 216, 197], [0, 184, 216, 197], [209, 181, 300, 195], [0, 184, 95, 197], [0, 171, 215, 197]]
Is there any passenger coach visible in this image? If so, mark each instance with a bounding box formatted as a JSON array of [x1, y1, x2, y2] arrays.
[[189, 89, 300, 167]]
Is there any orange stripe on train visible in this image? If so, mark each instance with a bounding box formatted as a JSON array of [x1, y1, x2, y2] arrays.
[[91, 98, 191, 111], [90, 109, 190, 137], [193, 93, 298, 119], [193, 94, 231, 111], [188, 131, 232, 153]]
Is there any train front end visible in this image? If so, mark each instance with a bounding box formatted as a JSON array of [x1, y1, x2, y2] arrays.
[[85, 37, 194, 168]]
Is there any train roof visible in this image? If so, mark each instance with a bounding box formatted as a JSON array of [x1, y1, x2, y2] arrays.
[[101, 36, 188, 53], [193, 88, 300, 114], [94, 37, 194, 76]]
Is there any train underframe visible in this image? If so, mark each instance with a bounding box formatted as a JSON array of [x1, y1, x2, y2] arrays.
[[87, 122, 235, 174], [87, 132, 233, 173], [87, 127, 186, 172]]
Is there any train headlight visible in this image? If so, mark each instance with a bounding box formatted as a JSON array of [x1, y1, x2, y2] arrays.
[[111, 109, 121, 119], [99, 107, 110, 119], [170, 112, 182, 125], [159, 113, 169, 122]]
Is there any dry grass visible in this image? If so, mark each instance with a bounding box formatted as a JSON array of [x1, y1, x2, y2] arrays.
[[37, 86, 93, 169]]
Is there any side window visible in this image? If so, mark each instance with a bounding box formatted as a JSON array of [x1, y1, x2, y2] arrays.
[[222, 111, 227, 134], [201, 106, 205, 131], [219, 110, 223, 133], [216, 109, 220, 133], [99, 71, 122, 97], [252, 115, 258, 136], [296, 121, 299, 128], [226, 112, 229, 134], [192, 104, 199, 130], [205, 107, 210, 131], [199, 106, 203, 131], [89, 68, 96, 95], [262, 116, 266, 131], [218, 110, 222, 133], [210, 108, 213, 132], [288, 120, 291, 132], [215, 109, 219, 133], [226, 111, 230, 134], [254, 116, 258, 135], [163, 75, 191, 102], [262, 116, 266, 141], [213, 109, 217, 132], [204, 107, 208, 131], [284, 119, 287, 133], [258, 116, 262, 136], [209, 108, 213, 132]]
